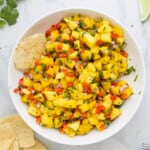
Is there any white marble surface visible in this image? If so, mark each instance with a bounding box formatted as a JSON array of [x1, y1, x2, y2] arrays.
[[0, 0, 150, 149]]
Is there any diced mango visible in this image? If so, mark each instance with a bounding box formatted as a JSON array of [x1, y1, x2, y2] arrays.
[[110, 107, 121, 120], [22, 77, 32, 87], [41, 114, 54, 128], [43, 91, 57, 101], [64, 18, 78, 30], [101, 33, 112, 43], [28, 105, 41, 117], [81, 32, 96, 48], [113, 25, 123, 37], [68, 121, 80, 131]]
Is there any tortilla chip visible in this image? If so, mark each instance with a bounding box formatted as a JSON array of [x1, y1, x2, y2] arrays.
[[0, 114, 47, 150], [0, 114, 19, 124], [14, 33, 46, 70], [0, 123, 16, 150], [0, 114, 35, 148], [10, 116, 35, 148], [22, 140, 47, 150], [8, 138, 19, 150]]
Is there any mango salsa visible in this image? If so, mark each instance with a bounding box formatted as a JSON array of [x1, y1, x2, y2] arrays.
[[15, 14, 134, 137]]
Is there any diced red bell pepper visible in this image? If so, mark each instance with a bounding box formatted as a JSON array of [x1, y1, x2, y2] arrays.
[[55, 87, 63, 94], [67, 82, 74, 87], [57, 44, 62, 51], [66, 72, 74, 77], [45, 24, 57, 37], [120, 50, 128, 58], [95, 103, 105, 114], [36, 116, 41, 124], [82, 82, 92, 94], [19, 78, 23, 86], [81, 48, 85, 53], [57, 52, 68, 58], [120, 93, 128, 100], [96, 40, 103, 46], [13, 88, 19, 93], [97, 91, 104, 97], [99, 122, 106, 131], [55, 23, 61, 30], [69, 47, 74, 53], [110, 95, 117, 101], [69, 36, 74, 44], [111, 81, 118, 86], [35, 60, 40, 66], [111, 33, 119, 39]]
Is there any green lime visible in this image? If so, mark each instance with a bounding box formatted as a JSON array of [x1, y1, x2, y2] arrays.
[[139, 0, 150, 22]]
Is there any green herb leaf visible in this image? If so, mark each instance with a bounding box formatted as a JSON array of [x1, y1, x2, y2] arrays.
[[81, 31, 86, 37], [126, 66, 136, 75], [89, 30, 96, 36], [41, 63, 46, 71], [134, 74, 138, 82], [0, 0, 4, 5], [7, 0, 17, 8], [99, 71, 103, 78], [91, 53, 95, 60], [44, 101, 47, 107], [0, 19, 6, 28], [0, 5, 19, 25], [79, 21, 86, 28]]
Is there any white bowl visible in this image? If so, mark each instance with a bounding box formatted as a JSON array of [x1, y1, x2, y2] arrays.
[[8, 8, 146, 145]]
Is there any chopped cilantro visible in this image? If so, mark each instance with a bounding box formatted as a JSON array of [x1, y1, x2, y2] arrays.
[[73, 44, 78, 49], [126, 66, 136, 75], [99, 71, 103, 78], [111, 65, 115, 70], [60, 111, 64, 116], [44, 101, 47, 107], [118, 45, 123, 50], [104, 120, 111, 127], [58, 117, 62, 123], [0, 5, 19, 25], [81, 31, 86, 37], [134, 74, 138, 82], [79, 21, 86, 28], [89, 30, 96, 36], [92, 79, 100, 85], [41, 63, 46, 71], [64, 90, 71, 98], [7, 0, 17, 8], [62, 49, 68, 52], [91, 53, 95, 60], [0, 0, 19, 27], [0, 19, 6, 28], [0, 0, 4, 5]]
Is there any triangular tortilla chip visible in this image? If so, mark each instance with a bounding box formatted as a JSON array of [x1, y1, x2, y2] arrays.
[[0, 123, 16, 150], [22, 140, 47, 150], [14, 33, 46, 70], [0, 114, 35, 148], [8, 138, 19, 150]]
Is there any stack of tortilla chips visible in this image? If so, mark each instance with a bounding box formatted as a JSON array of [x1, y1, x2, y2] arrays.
[[0, 114, 47, 150]]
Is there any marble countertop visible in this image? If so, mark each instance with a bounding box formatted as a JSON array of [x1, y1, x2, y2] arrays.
[[0, 0, 150, 149]]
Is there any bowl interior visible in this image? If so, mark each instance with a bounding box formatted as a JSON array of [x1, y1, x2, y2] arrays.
[[8, 8, 145, 145]]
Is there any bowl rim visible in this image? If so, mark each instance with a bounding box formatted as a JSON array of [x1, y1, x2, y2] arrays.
[[8, 7, 146, 145]]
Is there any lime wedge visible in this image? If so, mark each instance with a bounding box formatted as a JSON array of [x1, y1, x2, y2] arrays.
[[139, 0, 150, 22]]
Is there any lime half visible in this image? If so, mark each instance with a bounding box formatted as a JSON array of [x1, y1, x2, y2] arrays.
[[139, 0, 150, 22]]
